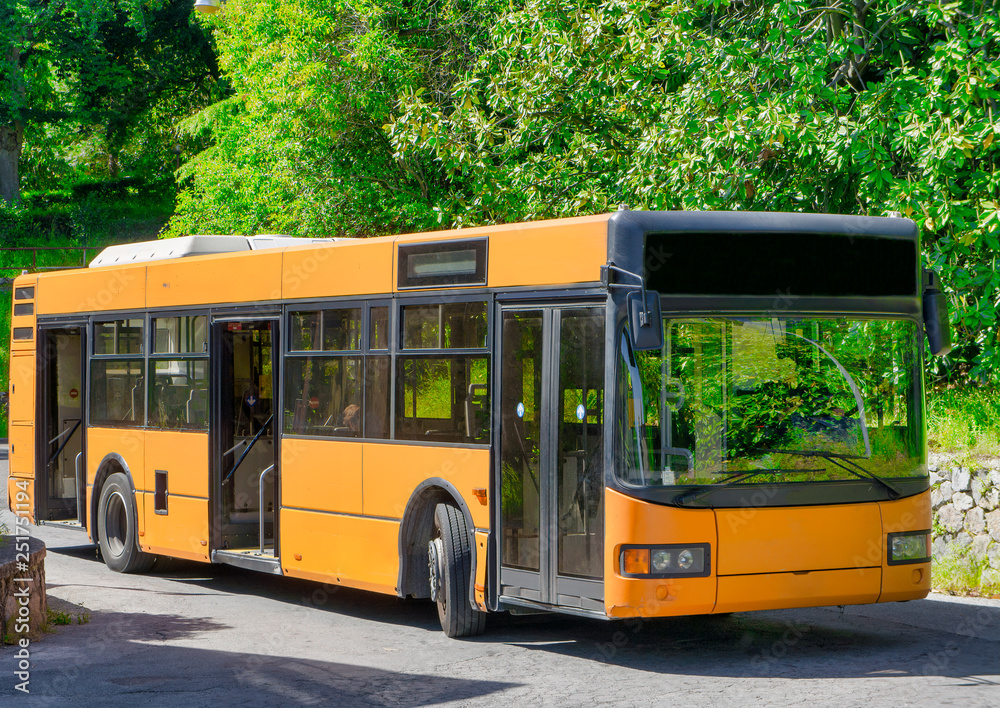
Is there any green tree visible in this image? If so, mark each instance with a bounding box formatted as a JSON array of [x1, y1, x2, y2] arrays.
[[173, 0, 1000, 384], [393, 0, 1000, 380], [1, 0, 216, 205], [166, 0, 499, 238]]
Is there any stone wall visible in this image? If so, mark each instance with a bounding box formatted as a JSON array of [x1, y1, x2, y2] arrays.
[[929, 452, 1000, 586]]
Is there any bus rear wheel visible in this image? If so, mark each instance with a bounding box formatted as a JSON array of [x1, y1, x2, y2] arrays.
[[428, 503, 486, 638], [98, 472, 155, 573]]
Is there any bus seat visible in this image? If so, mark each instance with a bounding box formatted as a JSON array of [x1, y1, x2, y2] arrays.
[[187, 388, 208, 425], [465, 383, 489, 439]]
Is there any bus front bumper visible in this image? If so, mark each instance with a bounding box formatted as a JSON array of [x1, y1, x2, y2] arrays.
[[603, 488, 932, 619]]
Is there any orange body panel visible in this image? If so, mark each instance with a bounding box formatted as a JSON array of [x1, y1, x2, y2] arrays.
[[88, 428, 145, 486], [7, 476, 35, 523], [878, 490, 932, 602], [604, 489, 718, 617], [8, 424, 34, 478], [282, 239, 394, 300], [280, 508, 399, 594], [139, 493, 210, 561], [146, 250, 282, 308], [139, 430, 209, 560], [36, 265, 145, 315], [715, 568, 882, 613], [488, 216, 608, 289], [87, 427, 146, 537], [474, 530, 489, 611], [715, 503, 883, 575], [143, 430, 209, 498], [9, 355, 36, 423], [361, 443, 490, 528], [281, 438, 362, 514]]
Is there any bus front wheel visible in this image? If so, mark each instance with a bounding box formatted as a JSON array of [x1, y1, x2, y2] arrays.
[[428, 503, 486, 638], [97, 472, 155, 573]]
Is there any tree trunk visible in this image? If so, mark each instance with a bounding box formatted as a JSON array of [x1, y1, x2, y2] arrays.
[[0, 122, 23, 206]]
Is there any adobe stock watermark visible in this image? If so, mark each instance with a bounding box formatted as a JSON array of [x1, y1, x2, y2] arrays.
[[10, 508, 37, 694]]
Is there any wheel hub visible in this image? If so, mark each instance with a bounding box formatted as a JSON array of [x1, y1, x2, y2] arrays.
[[428, 537, 445, 603]]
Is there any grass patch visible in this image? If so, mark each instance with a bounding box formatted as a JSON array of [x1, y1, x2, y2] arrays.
[[932, 545, 1000, 598], [927, 386, 1000, 458], [47, 609, 74, 626]]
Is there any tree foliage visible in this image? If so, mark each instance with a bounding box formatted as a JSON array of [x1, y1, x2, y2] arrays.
[[395, 0, 1000, 382], [175, 0, 1000, 383], [167, 0, 498, 237], [0, 0, 217, 204]]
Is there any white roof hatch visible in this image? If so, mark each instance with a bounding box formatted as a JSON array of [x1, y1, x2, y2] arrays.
[[88, 234, 336, 268]]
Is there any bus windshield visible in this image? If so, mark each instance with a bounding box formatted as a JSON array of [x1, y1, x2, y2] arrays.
[[619, 317, 926, 488]]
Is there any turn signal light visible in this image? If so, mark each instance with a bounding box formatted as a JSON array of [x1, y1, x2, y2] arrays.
[[622, 548, 650, 575]]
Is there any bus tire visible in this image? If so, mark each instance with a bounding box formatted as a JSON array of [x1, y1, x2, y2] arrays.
[[429, 503, 486, 638], [98, 472, 155, 574]]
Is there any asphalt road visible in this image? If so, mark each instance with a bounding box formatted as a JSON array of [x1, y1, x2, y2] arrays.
[[1, 450, 999, 707]]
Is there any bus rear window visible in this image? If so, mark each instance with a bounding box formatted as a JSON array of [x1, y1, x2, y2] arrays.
[[397, 239, 487, 289]]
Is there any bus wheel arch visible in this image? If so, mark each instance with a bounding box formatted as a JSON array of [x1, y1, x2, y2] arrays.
[[92, 454, 154, 573], [90, 453, 131, 546], [397, 479, 476, 602]]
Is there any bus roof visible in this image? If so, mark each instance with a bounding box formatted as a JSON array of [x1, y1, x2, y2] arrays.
[[88, 235, 337, 267], [30, 213, 614, 315]]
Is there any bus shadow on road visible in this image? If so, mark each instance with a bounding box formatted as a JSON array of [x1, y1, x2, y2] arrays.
[[39, 540, 1000, 688], [44, 541, 449, 632], [25, 607, 516, 706], [497, 602, 1000, 684]]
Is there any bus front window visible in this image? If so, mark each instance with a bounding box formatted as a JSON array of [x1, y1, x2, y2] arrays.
[[618, 317, 926, 490]]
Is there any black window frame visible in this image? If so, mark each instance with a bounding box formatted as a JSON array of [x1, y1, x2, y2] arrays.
[[393, 293, 492, 445], [283, 299, 391, 441], [287, 305, 364, 353], [147, 350, 210, 432], [89, 315, 148, 429]]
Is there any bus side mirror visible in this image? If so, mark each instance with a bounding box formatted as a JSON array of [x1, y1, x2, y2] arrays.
[[922, 270, 952, 357], [629, 291, 664, 351]]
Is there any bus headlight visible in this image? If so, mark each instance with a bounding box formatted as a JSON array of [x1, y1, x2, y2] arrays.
[[887, 531, 931, 565], [620, 544, 710, 578], [651, 550, 672, 572]]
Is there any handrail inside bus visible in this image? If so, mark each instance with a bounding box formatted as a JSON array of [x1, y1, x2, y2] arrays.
[[47, 419, 82, 467], [259, 464, 275, 556], [222, 414, 273, 485], [75, 452, 86, 526]]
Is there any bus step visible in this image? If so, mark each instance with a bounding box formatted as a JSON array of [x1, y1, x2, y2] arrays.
[[39, 519, 87, 532], [212, 548, 282, 575]]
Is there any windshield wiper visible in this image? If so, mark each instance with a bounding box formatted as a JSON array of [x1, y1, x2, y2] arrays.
[[754, 448, 902, 500], [672, 468, 825, 507]]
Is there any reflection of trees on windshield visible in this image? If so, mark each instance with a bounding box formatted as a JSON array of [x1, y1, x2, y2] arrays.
[[622, 318, 924, 486]]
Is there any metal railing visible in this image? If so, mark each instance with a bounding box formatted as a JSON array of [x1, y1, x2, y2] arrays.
[[0, 246, 92, 275]]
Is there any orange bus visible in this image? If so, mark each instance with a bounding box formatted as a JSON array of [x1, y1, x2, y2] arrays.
[[6, 210, 949, 637]]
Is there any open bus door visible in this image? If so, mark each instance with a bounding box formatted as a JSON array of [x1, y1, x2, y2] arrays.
[[37, 325, 87, 528], [210, 318, 281, 573]]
